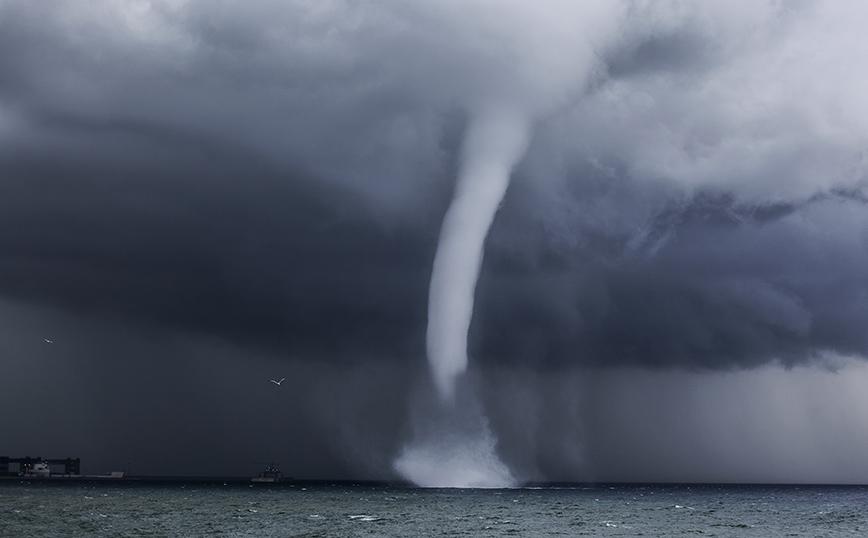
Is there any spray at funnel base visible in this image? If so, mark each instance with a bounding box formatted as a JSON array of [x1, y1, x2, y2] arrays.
[[426, 107, 532, 402], [394, 381, 516, 488]]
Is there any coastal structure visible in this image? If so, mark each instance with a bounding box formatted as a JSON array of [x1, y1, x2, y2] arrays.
[[0, 456, 80, 476]]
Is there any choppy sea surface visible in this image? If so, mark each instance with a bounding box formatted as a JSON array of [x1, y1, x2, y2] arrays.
[[2, 481, 867, 537]]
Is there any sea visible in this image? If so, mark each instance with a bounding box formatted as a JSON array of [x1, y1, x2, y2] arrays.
[[2, 481, 867, 537]]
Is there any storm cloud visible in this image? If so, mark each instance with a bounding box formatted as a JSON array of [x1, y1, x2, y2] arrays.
[[2, 0, 868, 482]]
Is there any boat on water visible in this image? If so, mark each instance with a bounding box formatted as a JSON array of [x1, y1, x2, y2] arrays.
[[251, 464, 284, 483]]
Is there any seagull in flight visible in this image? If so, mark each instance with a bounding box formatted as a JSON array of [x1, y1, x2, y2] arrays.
[[44, 339, 53, 344], [269, 378, 285, 386]]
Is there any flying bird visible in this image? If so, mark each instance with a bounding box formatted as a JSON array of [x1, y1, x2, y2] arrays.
[[44, 339, 53, 344], [269, 378, 285, 386]]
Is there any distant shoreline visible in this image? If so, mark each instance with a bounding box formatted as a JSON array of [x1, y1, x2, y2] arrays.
[[3, 477, 868, 488], [0, 475, 276, 484]]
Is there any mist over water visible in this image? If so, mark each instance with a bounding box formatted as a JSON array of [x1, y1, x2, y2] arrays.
[[393, 377, 515, 488]]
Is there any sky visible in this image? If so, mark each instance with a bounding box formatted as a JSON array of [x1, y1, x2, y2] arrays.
[[2, 0, 868, 484]]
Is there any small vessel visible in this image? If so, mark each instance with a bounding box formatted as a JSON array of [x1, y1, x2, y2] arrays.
[[251, 464, 284, 483]]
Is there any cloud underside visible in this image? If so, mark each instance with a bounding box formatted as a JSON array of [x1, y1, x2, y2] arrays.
[[1, 0, 867, 371]]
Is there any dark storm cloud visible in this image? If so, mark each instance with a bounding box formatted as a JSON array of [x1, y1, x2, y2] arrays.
[[473, 184, 868, 370], [0, 143, 436, 361], [1, 0, 867, 373]]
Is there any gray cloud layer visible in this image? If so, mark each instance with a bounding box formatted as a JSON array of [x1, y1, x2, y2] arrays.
[[3, 0, 866, 370]]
